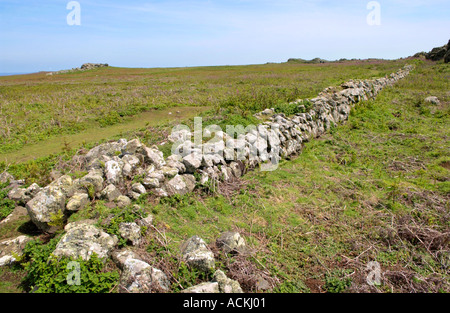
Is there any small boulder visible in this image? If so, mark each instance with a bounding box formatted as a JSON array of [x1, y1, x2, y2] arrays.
[[120, 258, 170, 292], [165, 174, 196, 196], [0, 235, 33, 267], [212, 269, 244, 293], [115, 195, 132, 208], [216, 231, 246, 254], [25, 186, 66, 233], [101, 184, 122, 202], [52, 223, 118, 260], [119, 222, 142, 246], [66, 193, 89, 212], [181, 236, 215, 273]]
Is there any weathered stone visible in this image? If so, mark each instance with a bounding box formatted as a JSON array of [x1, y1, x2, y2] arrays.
[[115, 195, 132, 208], [111, 249, 139, 269], [181, 236, 215, 273], [52, 223, 118, 260], [424, 96, 440, 105], [182, 153, 202, 173], [105, 160, 123, 185], [181, 282, 220, 293], [75, 170, 104, 197], [142, 177, 160, 189], [0, 235, 33, 267], [49, 175, 73, 198], [131, 183, 146, 195], [8, 183, 40, 205], [140, 147, 165, 168], [101, 184, 122, 202], [122, 138, 143, 155], [217, 231, 246, 254], [119, 222, 142, 246], [165, 174, 196, 196], [212, 269, 244, 293], [25, 186, 66, 233], [160, 166, 179, 178], [85, 140, 126, 163], [120, 258, 170, 292], [66, 193, 89, 212]]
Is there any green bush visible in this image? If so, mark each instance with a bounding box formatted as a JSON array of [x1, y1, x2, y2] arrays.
[[0, 182, 15, 221], [20, 237, 119, 293]]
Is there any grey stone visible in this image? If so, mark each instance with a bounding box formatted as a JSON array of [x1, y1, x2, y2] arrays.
[[140, 147, 165, 168], [52, 223, 118, 261], [115, 195, 132, 208], [119, 222, 142, 246], [85, 140, 126, 163], [183, 153, 202, 173], [66, 193, 89, 212], [0, 235, 33, 267], [181, 236, 215, 273], [217, 232, 246, 254], [105, 160, 123, 185], [165, 174, 196, 196], [120, 258, 170, 292], [212, 269, 244, 293], [25, 186, 66, 233], [424, 96, 440, 105], [101, 184, 122, 202]]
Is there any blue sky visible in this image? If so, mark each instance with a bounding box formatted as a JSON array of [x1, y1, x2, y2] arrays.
[[0, 0, 449, 73]]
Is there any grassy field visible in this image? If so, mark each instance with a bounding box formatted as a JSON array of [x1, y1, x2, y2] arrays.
[[0, 59, 408, 156], [0, 59, 448, 293]]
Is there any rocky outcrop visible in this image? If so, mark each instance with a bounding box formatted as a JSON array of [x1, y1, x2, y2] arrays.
[[419, 40, 450, 63]]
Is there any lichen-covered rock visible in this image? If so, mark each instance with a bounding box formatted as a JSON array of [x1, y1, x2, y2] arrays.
[[115, 195, 132, 208], [85, 140, 127, 163], [182, 153, 202, 173], [111, 249, 139, 269], [140, 147, 165, 168], [105, 160, 123, 185], [52, 223, 118, 261], [165, 174, 196, 196], [74, 170, 104, 197], [7, 183, 40, 205], [48, 175, 74, 198], [120, 258, 170, 292], [131, 183, 146, 195], [101, 184, 122, 202], [217, 231, 246, 254], [66, 193, 89, 212], [0, 235, 33, 267], [212, 270, 244, 293], [181, 236, 215, 273], [25, 186, 66, 233], [142, 177, 160, 189], [122, 138, 143, 155], [119, 222, 142, 246], [160, 166, 179, 178], [181, 282, 220, 293]]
